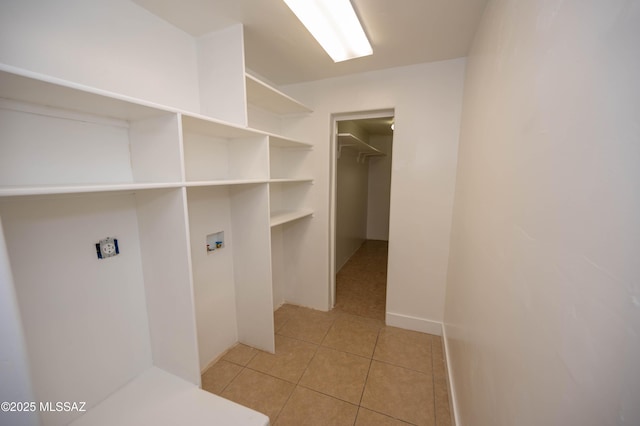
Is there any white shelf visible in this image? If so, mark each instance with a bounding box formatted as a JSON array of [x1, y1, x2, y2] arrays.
[[337, 132, 385, 158], [0, 65, 171, 121], [70, 367, 269, 426], [0, 182, 184, 197], [0, 180, 275, 197], [0, 66, 312, 142], [246, 74, 312, 115], [185, 179, 270, 187], [269, 135, 313, 148], [182, 114, 261, 139], [270, 208, 314, 227], [269, 178, 313, 184]]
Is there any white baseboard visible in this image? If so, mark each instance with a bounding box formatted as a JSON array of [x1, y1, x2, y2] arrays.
[[442, 323, 461, 426], [384, 312, 461, 426], [385, 311, 443, 336]]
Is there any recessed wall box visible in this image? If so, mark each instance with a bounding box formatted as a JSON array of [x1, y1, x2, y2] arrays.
[[206, 231, 224, 253]]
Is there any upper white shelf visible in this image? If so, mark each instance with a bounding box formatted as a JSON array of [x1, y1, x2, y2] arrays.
[[337, 133, 385, 158], [245, 74, 312, 115], [0, 66, 170, 121]]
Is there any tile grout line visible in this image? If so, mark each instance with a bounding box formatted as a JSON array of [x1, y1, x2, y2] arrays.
[[282, 316, 370, 413], [353, 406, 361, 426], [357, 327, 380, 408], [362, 406, 421, 426], [216, 348, 260, 396], [351, 327, 380, 426], [272, 334, 322, 425], [218, 364, 244, 396], [371, 356, 436, 376], [295, 382, 360, 408]]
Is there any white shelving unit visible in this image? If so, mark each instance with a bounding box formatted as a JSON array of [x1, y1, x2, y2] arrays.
[[268, 133, 313, 228], [0, 59, 313, 425]]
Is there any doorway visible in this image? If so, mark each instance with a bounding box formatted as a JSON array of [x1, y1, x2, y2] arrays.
[[329, 110, 394, 315]]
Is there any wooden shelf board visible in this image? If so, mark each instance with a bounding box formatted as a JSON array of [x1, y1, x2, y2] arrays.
[[270, 208, 314, 227]]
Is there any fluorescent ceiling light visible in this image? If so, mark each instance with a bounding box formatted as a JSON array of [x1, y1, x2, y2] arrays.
[[283, 0, 373, 62]]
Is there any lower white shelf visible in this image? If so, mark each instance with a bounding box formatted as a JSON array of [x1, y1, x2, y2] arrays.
[[270, 208, 314, 227], [70, 367, 269, 426]]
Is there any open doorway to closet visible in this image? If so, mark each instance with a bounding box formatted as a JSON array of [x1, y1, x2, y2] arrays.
[[330, 110, 394, 320]]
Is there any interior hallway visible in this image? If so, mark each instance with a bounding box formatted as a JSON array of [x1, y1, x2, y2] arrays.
[[201, 240, 452, 425], [334, 240, 388, 321]]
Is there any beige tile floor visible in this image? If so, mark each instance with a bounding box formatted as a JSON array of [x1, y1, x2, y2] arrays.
[[201, 240, 452, 426]]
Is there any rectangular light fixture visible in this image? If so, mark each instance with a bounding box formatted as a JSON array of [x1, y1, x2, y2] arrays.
[[282, 0, 373, 62]]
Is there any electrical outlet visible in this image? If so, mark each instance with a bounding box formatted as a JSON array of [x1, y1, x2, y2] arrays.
[[96, 237, 119, 259]]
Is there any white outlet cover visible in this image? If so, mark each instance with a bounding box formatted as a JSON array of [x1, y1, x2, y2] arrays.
[[98, 237, 119, 259]]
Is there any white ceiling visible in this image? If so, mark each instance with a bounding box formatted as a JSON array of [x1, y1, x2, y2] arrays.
[[133, 0, 488, 86]]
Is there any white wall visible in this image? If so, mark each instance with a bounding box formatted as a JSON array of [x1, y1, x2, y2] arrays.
[[283, 60, 465, 324], [366, 134, 393, 241], [271, 227, 286, 309], [336, 148, 369, 271], [0, 194, 153, 426], [186, 187, 238, 371], [0, 219, 38, 426], [336, 120, 370, 269], [444, 1, 640, 425], [0, 0, 200, 112], [197, 25, 248, 126]]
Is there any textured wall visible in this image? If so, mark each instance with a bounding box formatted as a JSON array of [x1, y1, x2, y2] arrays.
[[445, 1, 640, 424]]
